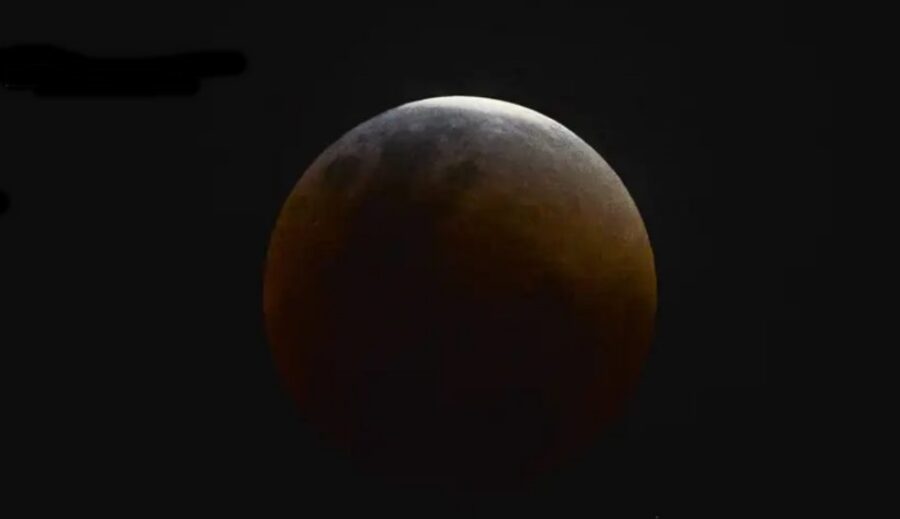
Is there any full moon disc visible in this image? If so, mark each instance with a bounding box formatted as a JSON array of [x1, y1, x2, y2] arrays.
[[263, 96, 656, 491]]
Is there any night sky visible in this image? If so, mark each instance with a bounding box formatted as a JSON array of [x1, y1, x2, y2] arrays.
[[2, 4, 834, 515]]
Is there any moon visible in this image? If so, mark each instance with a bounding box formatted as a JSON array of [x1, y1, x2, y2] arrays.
[[263, 96, 656, 492]]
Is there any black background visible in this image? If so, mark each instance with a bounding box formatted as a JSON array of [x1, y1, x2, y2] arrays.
[[2, 4, 833, 515]]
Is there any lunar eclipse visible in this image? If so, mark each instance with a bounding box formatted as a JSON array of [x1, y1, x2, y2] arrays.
[[263, 96, 657, 493]]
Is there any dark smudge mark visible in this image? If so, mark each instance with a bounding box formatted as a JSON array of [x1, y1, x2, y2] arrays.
[[353, 130, 370, 145], [442, 159, 483, 193], [519, 203, 542, 226], [437, 121, 470, 145], [322, 154, 362, 191], [377, 128, 441, 178]]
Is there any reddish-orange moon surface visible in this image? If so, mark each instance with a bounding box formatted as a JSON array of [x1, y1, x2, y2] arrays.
[[263, 97, 656, 492]]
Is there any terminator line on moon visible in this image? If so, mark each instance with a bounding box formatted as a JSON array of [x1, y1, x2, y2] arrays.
[[263, 96, 657, 491]]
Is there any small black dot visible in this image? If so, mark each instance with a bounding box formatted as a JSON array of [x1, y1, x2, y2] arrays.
[[0, 190, 8, 215]]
